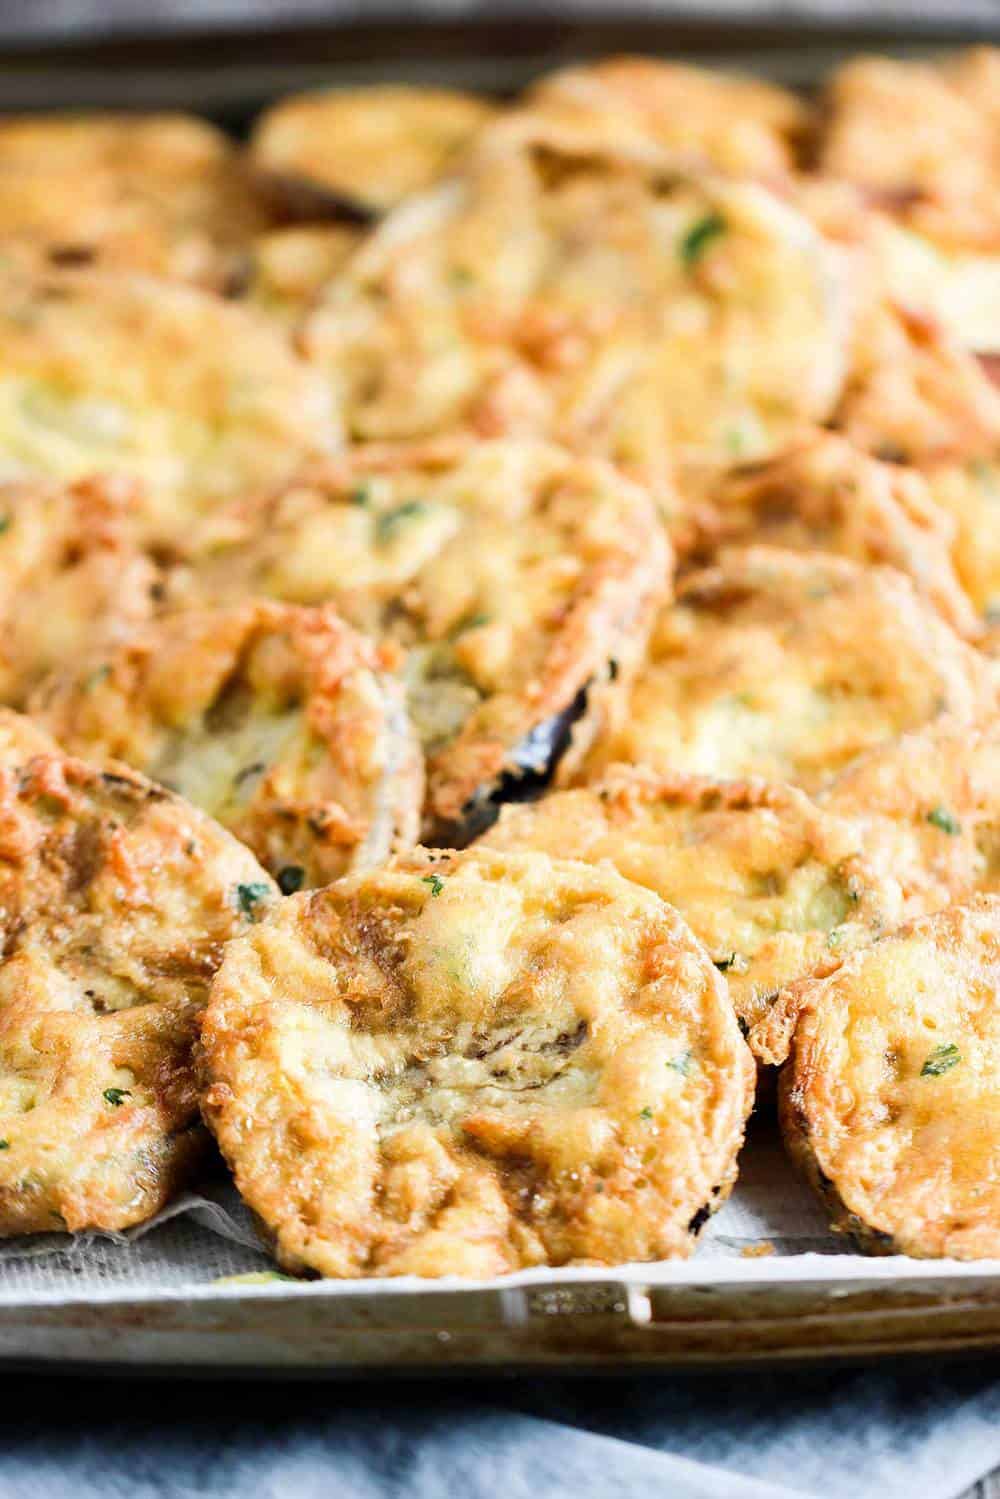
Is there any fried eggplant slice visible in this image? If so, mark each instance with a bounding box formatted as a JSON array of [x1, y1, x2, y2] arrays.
[[582, 547, 994, 792], [0, 475, 163, 708], [0, 112, 268, 291], [820, 50, 1000, 254], [0, 264, 338, 546], [479, 766, 903, 1036], [772, 897, 1000, 1258], [302, 138, 854, 504], [239, 225, 364, 329], [199, 847, 754, 1277], [0, 751, 277, 1236], [821, 717, 1000, 922], [34, 601, 422, 889], [521, 56, 811, 177], [177, 438, 668, 841], [251, 86, 496, 216], [693, 432, 979, 636]]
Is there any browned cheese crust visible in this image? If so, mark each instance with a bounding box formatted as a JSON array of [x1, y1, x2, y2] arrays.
[[34, 601, 423, 889], [479, 765, 903, 1036], [174, 438, 669, 839], [0, 264, 339, 547], [820, 717, 1000, 923], [693, 431, 980, 637], [775, 897, 1000, 1258], [0, 709, 59, 766], [0, 112, 268, 290], [581, 547, 994, 792], [0, 475, 163, 708], [0, 751, 278, 1236], [302, 135, 855, 511], [200, 847, 755, 1278]]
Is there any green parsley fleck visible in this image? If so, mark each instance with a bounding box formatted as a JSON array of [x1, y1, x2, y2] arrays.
[[639, 1106, 654, 1121], [0, 515, 10, 536], [920, 1042, 961, 1077], [422, 874, 445, 897], [103, 1088, 132, 1107], [235, 881, 271, 918], [725, 428, 746, 457], [827, 927, 847, 951], [927, 806, 961, 836], [0, 1140, 10, 1151], [211, 1270, 299, 1287], [277, 865, 305, 896], [84, 664, 111, 692], [679, 213, 726, 267], [714, 953, 743, 973], [666, 1051, 693, 1076], [349, 483, 372, 507], [376, 500, 427, 546]]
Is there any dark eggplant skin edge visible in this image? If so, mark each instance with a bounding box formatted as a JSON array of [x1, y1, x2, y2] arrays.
[[429, 682, 592, 848], [778, 1053, 898, 1257], [251, 166, 378, 227]]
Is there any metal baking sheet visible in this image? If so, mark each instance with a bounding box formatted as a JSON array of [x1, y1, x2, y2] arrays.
[[1, 11, 999, 1373]]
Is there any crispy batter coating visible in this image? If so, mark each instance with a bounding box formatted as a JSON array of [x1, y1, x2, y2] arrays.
[[240, 225, 363, 328], [772, 897, 1000, 1258], [0, 112, 268, 290], [692, 432, 979, 636], [521, 56, 810, 178], [251, 86, 496, 214], [200, 847, 754, 1277], [0, 709, 58, 766], [922, 459, 1000, 626], [0, 475, 162, 708], [478, 765, 903, 1035], [582, 547, 994, 792], [0, 751, 277, 1236], [302, 140, 854, 501], [820, 50, 1000, 253], [833, 303, 1000, 466], [0, 264, 338, 545], [34, 601, 422, 889], [821, 717, 1000, 923], [176, 438, 669, 839]]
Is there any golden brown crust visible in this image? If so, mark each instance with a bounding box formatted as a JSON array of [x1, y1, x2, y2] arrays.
[[521, 56, 811, 178], [820, 716, 1000, 922], [582, 547, 994, 792], [820, 50, 1000, 253], [173, 438, 670, 839], [251, 86, 496, 214], [34, 600, 423, 889], [0, 112, 268, 290], [777, 897, 1000, 1258], [302, 144, 854, 503], [833, 303, 1000, 466], [478, 764, 904, 1036], [694, 432, 980, 637], [199, 847, 754, 1278], [0, 264, 338, 546], [0, 709, 59, 766], [0, 750, 277, 1236], [922, 459, 1000, 626], [0, 475, 163, 708]]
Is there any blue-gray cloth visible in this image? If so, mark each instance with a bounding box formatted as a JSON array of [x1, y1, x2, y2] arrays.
[[1, 1359, 998, 1498]]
